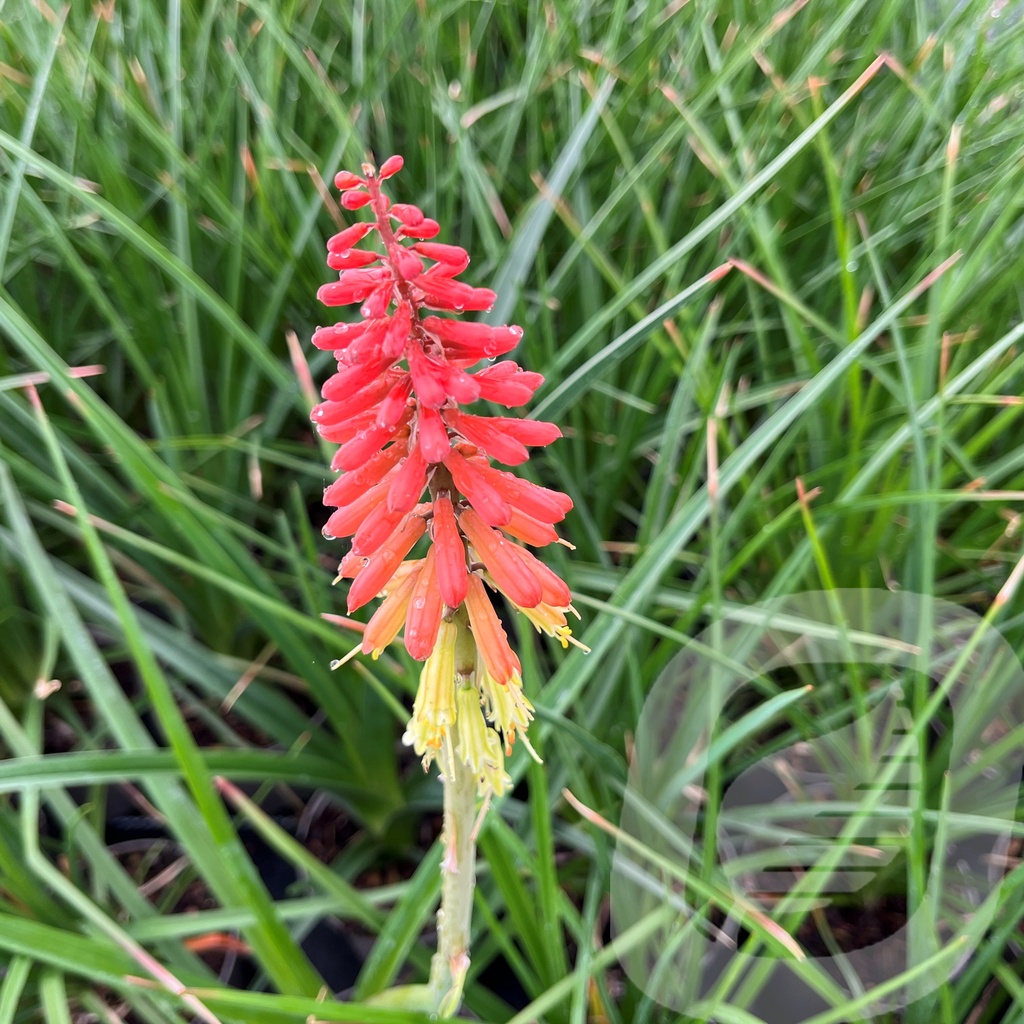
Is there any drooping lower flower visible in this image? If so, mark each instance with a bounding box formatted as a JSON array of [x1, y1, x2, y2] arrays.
[[313, 155, 586, 795]]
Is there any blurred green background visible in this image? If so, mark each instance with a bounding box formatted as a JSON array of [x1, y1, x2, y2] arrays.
[[2, 0, 1024, 1021]]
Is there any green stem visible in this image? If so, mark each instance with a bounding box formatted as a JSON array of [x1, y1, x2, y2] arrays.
[[428, 728, 478, 1017]]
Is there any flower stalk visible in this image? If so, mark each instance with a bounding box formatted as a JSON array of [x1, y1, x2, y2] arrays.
[[430, 722, 478, 1015], [310, 154, 587, 1017]]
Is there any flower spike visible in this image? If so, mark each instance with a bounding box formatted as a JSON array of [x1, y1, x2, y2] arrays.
[[312, 155, 582, 795]]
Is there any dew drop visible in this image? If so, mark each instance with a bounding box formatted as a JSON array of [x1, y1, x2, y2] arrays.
[[413, 597, 427, 610], [511, 326, 524, 339], [360, 557, 371, 568], [454, 304, 464, 313], [407, 627, 420, 640]]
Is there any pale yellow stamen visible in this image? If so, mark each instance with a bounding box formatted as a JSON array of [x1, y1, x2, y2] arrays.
[[404, 619, 459, 769]]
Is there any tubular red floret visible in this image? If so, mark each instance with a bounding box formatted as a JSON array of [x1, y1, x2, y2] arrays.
[[475, 463, 573, 524], [347, 514, 428, 611], [464, 575, 521, 686], [416, 406, 451, 464], [407, 344, 448, 409], [320, 354, 394, 399], [498, 506, 560, 547], [472, 362, 543, 406], [444, 448, 511, 526], [432, 494, 469, 608], [387, 446, 429, 513], [323, 474, 395, 538], [403, 546, 444, 660], [444, 410, 528, 465], [323, 443, 406, 508], [459, 508, 544, 608], [332, 423, 402, 471]]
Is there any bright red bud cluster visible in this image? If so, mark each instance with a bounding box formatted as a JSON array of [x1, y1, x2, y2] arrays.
[[313, 156, 577, 680]]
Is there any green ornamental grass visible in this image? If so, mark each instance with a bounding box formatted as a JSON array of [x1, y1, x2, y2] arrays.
[[0, 1, 1022, 1022]]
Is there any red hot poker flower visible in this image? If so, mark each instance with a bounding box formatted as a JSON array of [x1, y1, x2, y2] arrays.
[[313, 156, 586, 795]]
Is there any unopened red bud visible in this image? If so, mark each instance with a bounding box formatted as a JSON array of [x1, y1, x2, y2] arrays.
[[341, 190, 372, 209], [376, 376, 413, 428], [327, 223, 374, 252], [413, 242, 470, 275], [390, 203, 424, 226], [399, 218, 440, 239], [387, 447, 428, 513], [395, 249, 423, 279], [445, 365, 480, 403], [318, 269, 388, 306], [334, 170, 364, 189], [382, 304, 413, 359], [445, 410, 529, 465], [431, 494, 468, 608], [360, 283, 393, 319], [416, 277, 496, 312], [378, 155, 404, 179], [472, 362, 543, 406], [417, 406, 451, 464], [476, 464, 573, 523], [407, 345, 448, 408], [326, 249, 380, 270], [337, 319, 390, 363], [311, 376, 392, 426]]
